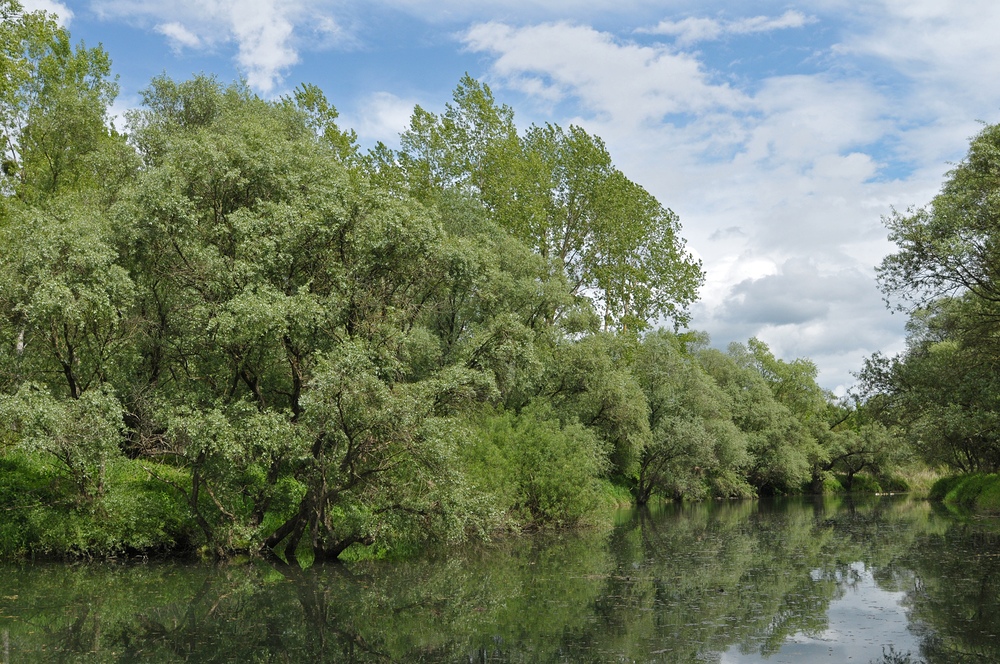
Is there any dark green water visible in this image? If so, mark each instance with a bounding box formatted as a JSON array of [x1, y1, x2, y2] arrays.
[[0, 495, 997, 663]]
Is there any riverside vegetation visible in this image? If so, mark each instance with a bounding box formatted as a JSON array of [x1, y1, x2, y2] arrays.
[[0, 1, 995, 563]]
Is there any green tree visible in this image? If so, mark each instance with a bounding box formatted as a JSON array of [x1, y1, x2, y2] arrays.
[[868, 121, 1000, 473], [698, 342, 813, 494], [632, 330, 749, 503], [389, 75, 704, 330], [878, 122, 1000, 314], [859, 298, 1000, 473], [0, 0, 119, 204]]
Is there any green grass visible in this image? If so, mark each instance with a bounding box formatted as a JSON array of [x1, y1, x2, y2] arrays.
[[0, 451, 194, 559], [596, 479, 634, 508], [929, 473, 1000, 513]]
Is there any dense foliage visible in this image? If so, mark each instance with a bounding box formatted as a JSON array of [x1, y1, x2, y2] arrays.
[[0, 2, 903, 561], [860, 122, 1000, 476]]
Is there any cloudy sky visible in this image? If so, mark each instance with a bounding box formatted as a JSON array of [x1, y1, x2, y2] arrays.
[[25, 0, 1000, 393]]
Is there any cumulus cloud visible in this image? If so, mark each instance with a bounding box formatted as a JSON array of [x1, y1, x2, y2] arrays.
[[640, 10, 814, 46], [228, 1, 299, 92], [832, 0, 1000, 142], [703, 259, 904, 390], [156, 22, 202, 50], [91, 0, 341, 93], [344, 91, 418, 148], [20, 0, 73, 25], [462, 21, 747, 129]]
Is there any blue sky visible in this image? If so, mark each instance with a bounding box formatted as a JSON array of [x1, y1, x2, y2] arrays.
[[25, 0, 1000, 393]]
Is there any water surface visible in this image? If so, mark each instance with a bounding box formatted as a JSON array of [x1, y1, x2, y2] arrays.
[[1, 495, 997, 662]]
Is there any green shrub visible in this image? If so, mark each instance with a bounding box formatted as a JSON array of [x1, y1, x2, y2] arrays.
[[707, 469, 756, 499], [976, 478, 1000, 513], [929, 473, 1000, 514], [821, 474, 845, 494], [0, 452, 56, 557], [928, 474, 965, 501], [461, 404, 608, 529], [0, 452, 193, 559], [836, 473, 882, 493], [596, 479, 634, 508], [877, 473, 910, 493]]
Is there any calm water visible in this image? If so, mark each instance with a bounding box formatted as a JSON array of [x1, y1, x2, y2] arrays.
[[0, 495, 998, 663]]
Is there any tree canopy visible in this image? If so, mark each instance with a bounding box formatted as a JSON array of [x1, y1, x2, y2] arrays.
[[863, 121, 1000, 474], [0, 7, 902, 562]]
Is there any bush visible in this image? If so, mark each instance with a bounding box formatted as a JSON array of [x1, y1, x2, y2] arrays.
[[929, 473, 1000, 514], [821, 474, 845, 494], [928, 474, 965, 501], [0, 452, 193, 559], [837, 473, 882, 494], [461, 404, 608, 529], [596, 479, 634, 508], [0, 452, 57, 557], [877, 473, 910, 493]]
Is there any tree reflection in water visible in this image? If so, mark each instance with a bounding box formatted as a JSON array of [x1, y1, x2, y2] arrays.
[[0, 495, 996, 662]]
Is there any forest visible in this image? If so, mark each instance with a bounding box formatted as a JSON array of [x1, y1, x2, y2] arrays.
[[1, 1, 996, 562]]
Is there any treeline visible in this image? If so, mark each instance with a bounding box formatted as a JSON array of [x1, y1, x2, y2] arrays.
[[858, 122, 1000, 490], [0, 2, 906, 561]]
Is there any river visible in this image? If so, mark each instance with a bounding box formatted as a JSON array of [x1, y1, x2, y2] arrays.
[[0, 495, 997, 662]]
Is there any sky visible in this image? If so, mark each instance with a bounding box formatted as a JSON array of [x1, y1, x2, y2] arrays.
[[22, 0, 1000, 394]]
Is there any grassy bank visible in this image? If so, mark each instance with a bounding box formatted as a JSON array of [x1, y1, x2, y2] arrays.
[[0, 452, 193, 559], [928, 473, 1000, 513]]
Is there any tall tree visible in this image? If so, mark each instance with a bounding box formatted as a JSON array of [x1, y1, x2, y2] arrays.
[[0, 0, 119, 204], [867, 121, 1000, 473], [389, 75, 704, 330]]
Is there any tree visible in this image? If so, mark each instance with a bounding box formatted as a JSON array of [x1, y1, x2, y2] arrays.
[[698, 342, 814, 494], [533, 332, 650, 479], [858, 297, 1000, 473], [389, 75, 704, 330], [632, 330, 749, 503], [878, 122, 1000, 315], [867, 121, 1000, 473], [0, 198, 136, 400], [0, 0, 119, 204]]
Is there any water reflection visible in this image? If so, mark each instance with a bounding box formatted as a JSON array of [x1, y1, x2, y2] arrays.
[[0, 496, 997, 662]]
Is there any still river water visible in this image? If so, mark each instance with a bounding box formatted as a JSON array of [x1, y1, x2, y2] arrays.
[[0, 495, 997, 663]]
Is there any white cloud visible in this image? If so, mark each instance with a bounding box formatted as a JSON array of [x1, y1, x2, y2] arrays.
[[156, 21, 202, 50], [641, 10, 814, 46], [345, 91, 418, 148], [463, 21, 747, 129], [91, 0, 337, 94], [228, 1, 299, 93], [20, 0, 73, 25]]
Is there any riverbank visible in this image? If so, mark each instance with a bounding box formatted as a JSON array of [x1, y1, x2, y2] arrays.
[[928, 473, 1000, 513]]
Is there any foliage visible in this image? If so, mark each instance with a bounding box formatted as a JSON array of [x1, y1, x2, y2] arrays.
[[0, 0, 120, 204], [0, 15, 910, 561], [632, 330, 749, 502], [866, 122, 1000, 475], [0, 383, 122, 499], [385, 74, 704, 330], [930, 473, 1000, 513], [463, 404, 607, 528]]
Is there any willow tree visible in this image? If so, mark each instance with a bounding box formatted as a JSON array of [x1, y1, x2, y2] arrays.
[[0, 0, 119, 204], [383, 75, 704, 330], [867, 121, 1000, 473]]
